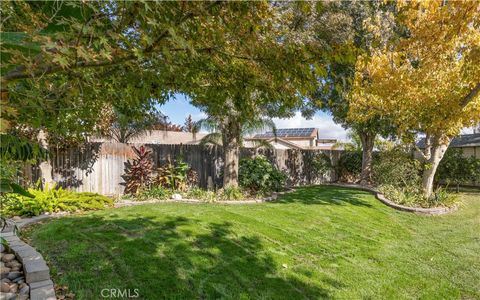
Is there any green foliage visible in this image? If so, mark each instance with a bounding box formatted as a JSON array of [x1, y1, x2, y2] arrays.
[[373, 149, 421, 188], [218, 186, 245, 201], [154, 159, 197, 192], [1, 185, 113, 217], [0, 134, 47, 162], [436, 149, 480, 189], [310, 152, 333, 177], [239, 155, 287, 194], [336, 151, 363, 182], [379, 184, 459, 208], [184, 187, 217, 203], [137, 186, 172, 201]]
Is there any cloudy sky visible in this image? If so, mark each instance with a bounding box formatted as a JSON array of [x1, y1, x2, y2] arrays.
[[160, 94, 476, 141]]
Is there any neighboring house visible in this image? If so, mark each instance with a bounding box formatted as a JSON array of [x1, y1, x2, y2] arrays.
[[416, 133, 480, 159], [91, 130, 206, 145], [244, 128, 338, 150]]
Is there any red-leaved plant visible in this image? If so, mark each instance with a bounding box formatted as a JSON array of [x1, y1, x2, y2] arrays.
[[123, 146, 153, 194]]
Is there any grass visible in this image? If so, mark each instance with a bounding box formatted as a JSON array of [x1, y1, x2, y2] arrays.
[[25, 186, 480, 299]]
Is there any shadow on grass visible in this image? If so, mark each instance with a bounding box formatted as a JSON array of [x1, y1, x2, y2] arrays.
[[33, 214, 337, 299], [275, 185, 373, 207]]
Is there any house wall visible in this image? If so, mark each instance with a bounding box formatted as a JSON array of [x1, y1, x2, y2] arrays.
[[414, 147, 480, 159], [288, 139, 314, 147]]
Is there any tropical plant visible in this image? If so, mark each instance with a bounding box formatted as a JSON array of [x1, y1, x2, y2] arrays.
[[239, 155, 286, 194], [153, 158, 197, 192], [123, 146, 153, 194], [196, 116, 277, 188]]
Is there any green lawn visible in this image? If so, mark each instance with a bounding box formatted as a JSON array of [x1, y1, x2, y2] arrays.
[[26, 186, 480, 299]]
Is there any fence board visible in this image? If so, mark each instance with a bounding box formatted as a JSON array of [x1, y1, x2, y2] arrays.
[[24, 142, 343, 196]]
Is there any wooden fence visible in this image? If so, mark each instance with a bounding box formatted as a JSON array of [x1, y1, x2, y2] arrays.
[[21, 143, 343, 196]]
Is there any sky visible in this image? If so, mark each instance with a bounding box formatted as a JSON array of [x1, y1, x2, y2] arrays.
[[158, 94, 349, 141], [159, 94, 476, 141]]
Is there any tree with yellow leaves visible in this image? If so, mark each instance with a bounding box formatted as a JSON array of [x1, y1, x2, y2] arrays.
[[348, 0, 480, 198]]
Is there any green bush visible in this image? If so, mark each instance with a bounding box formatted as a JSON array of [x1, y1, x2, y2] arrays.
[[309, 152, 333, 181], [436, 148, 480, 191], [184, 187, 217, 202], [373, 149, 421, 188], [378, 184, 459, 208], [218, 186, 245, 201], [239, 155, 287, 194], [336, 151, 362, 182], [137, 186, 172, 200], [1, 185, 113, 217]]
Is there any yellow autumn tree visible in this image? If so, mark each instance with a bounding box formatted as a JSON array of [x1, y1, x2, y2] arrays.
[[348, 0, 480, 198]]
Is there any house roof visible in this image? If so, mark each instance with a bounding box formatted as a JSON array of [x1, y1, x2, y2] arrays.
[[254, 128, 317, 139], [91, 130, 206, 145], [417, 133, 480, 148]]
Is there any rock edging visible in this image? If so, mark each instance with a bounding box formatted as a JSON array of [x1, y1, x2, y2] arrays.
[[114, 189, 294, 208], [0, 228, 55, 300], [323, 183, 458, 215]]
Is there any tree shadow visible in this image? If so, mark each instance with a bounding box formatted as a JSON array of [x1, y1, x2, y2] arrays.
[[274, 185, 373, 207], [34, 214, 338, 299]]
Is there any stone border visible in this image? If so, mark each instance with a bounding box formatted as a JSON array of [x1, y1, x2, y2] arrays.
[[114, 189, 295, 208], [323, 183, 458, 215], [1, 228, 55, 300]]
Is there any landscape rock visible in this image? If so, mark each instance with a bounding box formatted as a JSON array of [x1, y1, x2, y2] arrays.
[[12, 216, 21, 221], [0, 292, 16, 300], [0, 267, 11, 274], [0, 281, 10, 292], [12, 276, 24, 283], [19, 284, 29, 295], [5, 260, 21, 269], [8, 283, 18, 293], [1, 254, 15, 263], [7, 271, 22, 280], [0, 244, 5, 253], [172, 193, 182, 200], [0, 278, 10, 284]]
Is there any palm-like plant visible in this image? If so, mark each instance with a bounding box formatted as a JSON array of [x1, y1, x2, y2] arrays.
[[195, 115, 277, 188], [196, 117, 277, 150]]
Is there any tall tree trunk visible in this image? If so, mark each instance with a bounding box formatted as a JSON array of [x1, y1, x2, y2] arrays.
[[359, 131, 376, 185], [222, 121, 241, 188], [37, 130, 55, 189], [421, 134, 450, 199]]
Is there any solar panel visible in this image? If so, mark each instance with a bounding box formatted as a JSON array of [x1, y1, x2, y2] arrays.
[[254, 128, 316, 138]]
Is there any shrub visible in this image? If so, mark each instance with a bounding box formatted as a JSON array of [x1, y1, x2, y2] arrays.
[[153, 158, 198, 192], [123, 146, 153, 194], [137, 186, 172, 200], [378, 184, 459, 208], [0, 185, 113, 217], [218, 186, 244, 201], [184, 187, 217, 202], [436, 148, 480, 191], [336, 151, 362, 182], [373, 148, 421, 188], [309, 152, 333, 182], [239, 155, 287, 194]]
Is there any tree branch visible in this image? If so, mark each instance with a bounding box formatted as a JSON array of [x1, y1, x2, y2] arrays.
[[462, 82, 480, 107]]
